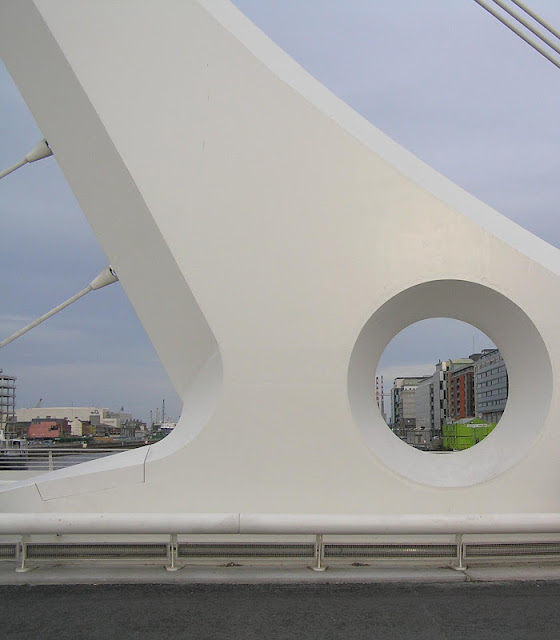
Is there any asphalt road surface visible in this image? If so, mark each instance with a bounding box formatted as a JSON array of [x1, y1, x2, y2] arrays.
[[2, 582, 559, 639]]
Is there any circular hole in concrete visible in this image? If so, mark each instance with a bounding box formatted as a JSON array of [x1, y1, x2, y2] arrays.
[[347, 280, 552, 487]]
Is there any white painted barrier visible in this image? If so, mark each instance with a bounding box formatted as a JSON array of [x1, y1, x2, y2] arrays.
[[2, 513, 560, 536]]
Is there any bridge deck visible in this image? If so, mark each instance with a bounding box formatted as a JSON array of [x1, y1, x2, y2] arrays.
[[2, 579, 559, 639]]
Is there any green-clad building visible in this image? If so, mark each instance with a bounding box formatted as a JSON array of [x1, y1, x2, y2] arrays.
[[443, 418, 496, 451]]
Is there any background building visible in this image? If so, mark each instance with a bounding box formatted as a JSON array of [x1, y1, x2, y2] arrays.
[[391, 376, 429, 439], [414, 377, 434, 431], [27, 417, 71, 440], [388, 351, 509, 452], [409, 356, 484, 451], [448, 363, 476, 422], [17, 406, 131, 428], [475, 349, 508, 423], [16, 406, 145, 440], [0, 370, 16, 431], [432, 358, 476, 436], [443, 418, 497, 451]]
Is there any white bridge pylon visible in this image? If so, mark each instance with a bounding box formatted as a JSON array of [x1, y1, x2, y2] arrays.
[[0, 1, 558, 514]]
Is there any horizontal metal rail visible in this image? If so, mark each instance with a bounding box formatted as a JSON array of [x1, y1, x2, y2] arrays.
[[2, 513, 560, 536], [9, 535, 560, 573], [0, 447, 137, 472]]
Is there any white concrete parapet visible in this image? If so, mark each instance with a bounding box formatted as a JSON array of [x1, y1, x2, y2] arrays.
[[3, 513, 560, 536]]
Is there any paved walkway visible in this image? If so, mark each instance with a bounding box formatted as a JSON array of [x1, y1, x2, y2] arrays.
[[1, 561, 560, 585], [2, 581, 560, 639]]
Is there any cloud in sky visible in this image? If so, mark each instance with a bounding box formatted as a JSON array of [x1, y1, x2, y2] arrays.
[[376, 318, 497, 420], [377, 319, 496, 374], [1, 1, 559, 422]]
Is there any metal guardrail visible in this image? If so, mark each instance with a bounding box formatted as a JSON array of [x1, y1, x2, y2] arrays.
[[4, 535, 560, 573], [0, 447, 136, 472], [2, 513, 560, 572]]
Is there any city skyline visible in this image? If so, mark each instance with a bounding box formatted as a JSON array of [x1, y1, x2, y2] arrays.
[[386, 346, 508, 452], [1, 0, 559, 422], [376, 318, 497, 410]]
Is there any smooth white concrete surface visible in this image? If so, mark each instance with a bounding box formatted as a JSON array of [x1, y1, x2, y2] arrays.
[[4, 512, 560, 535], [1, 1, 559, 515]]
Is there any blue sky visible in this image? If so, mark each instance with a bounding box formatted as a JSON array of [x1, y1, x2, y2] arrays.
[[1, 0, 559, 422]]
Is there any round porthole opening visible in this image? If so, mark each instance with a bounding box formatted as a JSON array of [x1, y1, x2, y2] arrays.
[[348, 280, 552, 487]]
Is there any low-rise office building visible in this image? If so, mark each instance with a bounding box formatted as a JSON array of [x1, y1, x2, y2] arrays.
[[17, 406, 133, 429], [391, 376, 430, 438], [27, 417, 71, 439]]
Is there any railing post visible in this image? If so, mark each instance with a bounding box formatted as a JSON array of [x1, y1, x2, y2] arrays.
[[15, 535, 32, 573], [48, 450, 54, 471], [453, 533, 467, 571], [166, 533, 179, 571], [312, 534, 327, 572]]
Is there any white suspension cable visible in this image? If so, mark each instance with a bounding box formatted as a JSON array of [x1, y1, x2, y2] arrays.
[[0, 158, 26, 180], [0, 139, 53, 180], [509, 0, 560, 41], [490, 0, 560, 56], [473, 0, 560, 70], [0, 266, 118, 350]]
